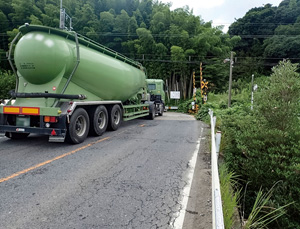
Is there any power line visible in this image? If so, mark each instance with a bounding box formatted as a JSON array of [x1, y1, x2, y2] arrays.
[[0, 33, 193, 38], [1, 54, 298, 61], [229, 34, 300, 38], [1, 56, 292, 66], [1, 18, 300, 26], [2, 31, 300, 39]]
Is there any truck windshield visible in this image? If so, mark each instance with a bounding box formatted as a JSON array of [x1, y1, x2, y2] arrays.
[[148, 84, 156, 90]]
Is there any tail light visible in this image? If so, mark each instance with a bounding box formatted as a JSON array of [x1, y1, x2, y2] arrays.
[[44, 116, 58, 123]]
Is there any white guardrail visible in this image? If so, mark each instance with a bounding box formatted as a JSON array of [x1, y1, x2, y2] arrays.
[[209, 109, 225, 229]]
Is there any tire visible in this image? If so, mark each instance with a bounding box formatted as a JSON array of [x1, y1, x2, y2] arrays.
[[89, 105, 108, 136], [108, 104, 122, 131], [5, 132, 30, 139], [158, 104, 164, 116], [148, 104, 155, 120], [66, 108, 90, 144]]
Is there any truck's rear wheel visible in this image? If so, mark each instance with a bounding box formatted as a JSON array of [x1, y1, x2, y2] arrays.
[[108, 104, 122, 131], [148, 104, 155, 120], [89, 105, 108, 136], [66, 108, 90, 144], [5, 132, 30, 139], [158, 104, 164, 116]]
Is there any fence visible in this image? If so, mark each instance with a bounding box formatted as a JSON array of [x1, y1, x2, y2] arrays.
[[209, 109, 224, 229]]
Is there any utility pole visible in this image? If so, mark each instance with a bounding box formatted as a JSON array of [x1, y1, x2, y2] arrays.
[[251, 74, 254, 110], [228, 51, 234, 108], [59, 0, 65, 29], [200, 62, 203, 101], [192, 70, 196, 101], [59, 0, 72, 30]]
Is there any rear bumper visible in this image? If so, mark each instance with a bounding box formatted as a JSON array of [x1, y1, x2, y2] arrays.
[[0, 113, 67, 137], [0, 125, 66, 136]]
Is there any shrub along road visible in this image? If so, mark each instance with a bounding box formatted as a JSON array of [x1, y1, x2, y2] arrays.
[[0, 112, 211, 228]]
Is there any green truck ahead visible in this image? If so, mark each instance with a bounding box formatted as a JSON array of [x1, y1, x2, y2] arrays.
[[146, 79, 165, 116], [0, 24, 165, 144]]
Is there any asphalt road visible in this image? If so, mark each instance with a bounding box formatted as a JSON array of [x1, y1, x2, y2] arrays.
[[0, 112, 203, 229]]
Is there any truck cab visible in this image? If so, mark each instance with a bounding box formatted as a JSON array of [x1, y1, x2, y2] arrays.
[[146, 79, 165, 116]]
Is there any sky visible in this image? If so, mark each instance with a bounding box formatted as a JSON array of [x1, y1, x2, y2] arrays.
[[159, 0, 283, 32]]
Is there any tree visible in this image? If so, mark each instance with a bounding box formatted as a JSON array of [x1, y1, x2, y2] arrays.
[[275, 0, 300, 24], [74, 3, 99, 34], [133, 9, 144, 27], [113, 9, 130, 51], [170, 45, 188, 99], [138, 0, 152, 27], [264, 35, 300, 59], [30, 14, 42, 25], [0, 10, 9, 33], [229, 0, 300, 77], [41, 3, 60, 27], [128, 16, 138, 37], [99, 11, 115, 46], [9, 0, 34, 26], [0, 71, 15, 99]]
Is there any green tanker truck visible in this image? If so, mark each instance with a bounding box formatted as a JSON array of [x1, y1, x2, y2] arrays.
[[0, 24, 164, 144]]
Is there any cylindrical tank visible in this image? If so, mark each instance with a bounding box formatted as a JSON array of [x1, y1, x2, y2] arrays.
[[14, 25, 146, 102]]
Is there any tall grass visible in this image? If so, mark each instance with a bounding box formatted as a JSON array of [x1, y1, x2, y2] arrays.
[[241, 183, 293, 229], [219, 164, 241, 229], [219, 165, 292, 229]]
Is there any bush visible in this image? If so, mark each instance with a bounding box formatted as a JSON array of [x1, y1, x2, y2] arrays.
[[221, 61, 300, 228], [177, 99, 193, 113], [177, 89, 202, 113], [0, 71, 15, 100], [195, 103, 212, 122]]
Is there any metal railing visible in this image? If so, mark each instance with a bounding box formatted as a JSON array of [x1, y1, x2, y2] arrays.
[[209, 109, 225, 229]]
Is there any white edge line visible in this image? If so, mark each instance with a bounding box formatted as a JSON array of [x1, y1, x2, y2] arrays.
[[173, 127, 203, 229]]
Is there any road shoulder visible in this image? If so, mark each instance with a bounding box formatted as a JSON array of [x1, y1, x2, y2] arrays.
[[183, 121, 212, 228]]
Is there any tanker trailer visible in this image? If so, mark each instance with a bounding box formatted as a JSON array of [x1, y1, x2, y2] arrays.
[[0, 24, 156, 144]]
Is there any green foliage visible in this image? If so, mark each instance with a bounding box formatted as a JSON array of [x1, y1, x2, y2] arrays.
[[221, 61, 300, 228], [256, 60, 300, 130], [229, 1, 300, 78], [177, 99, 193, 113], [203, 58, 229, 92], [176, 89, 202, 113], [264, 35, 300, 59], [0, 71, 15, 99], [195, 103, 211, 122], [192, 84, 252, 123], [219, 164, 241, 229], [229, 4, 277, 55], [242, 184, 292, 229]]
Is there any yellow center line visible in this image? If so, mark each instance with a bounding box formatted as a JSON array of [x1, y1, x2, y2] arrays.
[[0, 137, 110, 184]]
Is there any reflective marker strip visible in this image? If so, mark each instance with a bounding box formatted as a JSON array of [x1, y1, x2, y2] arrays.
[[21, 107, 40, 115], [3, 106, 20, 114], [3, 107, 40, 115]]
